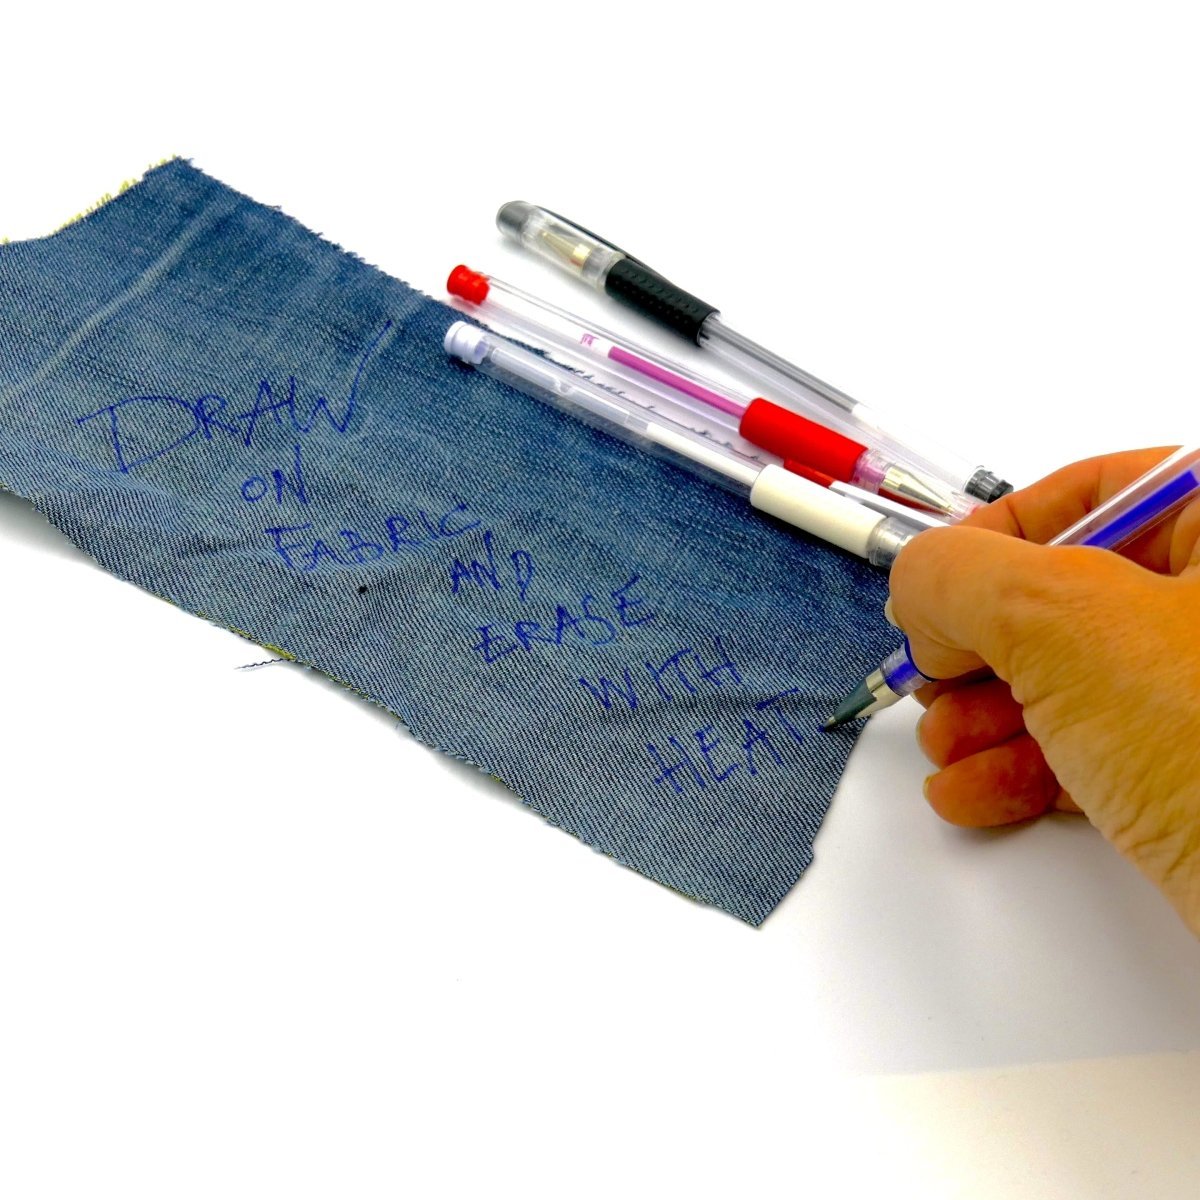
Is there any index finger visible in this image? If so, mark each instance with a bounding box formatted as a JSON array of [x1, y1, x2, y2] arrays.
[[962, 446, 1200, 575]]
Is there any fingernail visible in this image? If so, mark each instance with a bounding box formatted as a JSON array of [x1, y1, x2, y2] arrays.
[[883, 597, 898, 627], [922, 773, 934, 802]]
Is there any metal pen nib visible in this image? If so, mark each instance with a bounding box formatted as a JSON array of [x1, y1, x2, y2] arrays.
[[821, 645, 935, 731], [880, 464, 959, 514], [821, 670, 892, 731]]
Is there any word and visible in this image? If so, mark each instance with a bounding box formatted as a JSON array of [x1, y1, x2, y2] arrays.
[[449, 529, 535, 603]]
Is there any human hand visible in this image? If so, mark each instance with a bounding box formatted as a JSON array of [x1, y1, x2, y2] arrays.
[[887, 448, 1200, 933]]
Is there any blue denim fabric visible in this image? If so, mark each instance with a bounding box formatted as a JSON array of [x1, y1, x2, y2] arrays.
[[0, 161, 893, 924]]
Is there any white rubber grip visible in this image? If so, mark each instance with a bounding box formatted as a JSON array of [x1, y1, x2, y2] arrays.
[[749, 464, 882, 558]]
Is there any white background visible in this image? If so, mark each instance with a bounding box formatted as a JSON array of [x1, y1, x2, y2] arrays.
[[3, 3, 1200, 1196]]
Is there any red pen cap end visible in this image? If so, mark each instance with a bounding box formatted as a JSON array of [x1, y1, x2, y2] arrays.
[[447, 265, 490, 304]]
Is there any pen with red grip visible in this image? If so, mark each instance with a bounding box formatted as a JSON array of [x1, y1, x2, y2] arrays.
[[449, 265, 977, 519]]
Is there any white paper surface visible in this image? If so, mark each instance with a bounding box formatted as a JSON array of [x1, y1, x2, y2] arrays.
[[3, 5, 1199, 1194]]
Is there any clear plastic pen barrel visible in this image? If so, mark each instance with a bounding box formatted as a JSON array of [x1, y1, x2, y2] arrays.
[[444, 321, 920, 569], [449, 275, 773, 472], [1049, 445, 1200, 549], [445, 321, 759, 499], [696, 317, 1009, 505], [495, 203, 626, 289], [449, 268, 976, 520], [496, 201, 1012, 504]]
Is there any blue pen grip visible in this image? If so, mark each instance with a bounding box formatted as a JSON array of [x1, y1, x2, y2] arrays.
[[1075, 467, 1200, 550], [881, 639, 935, 698]]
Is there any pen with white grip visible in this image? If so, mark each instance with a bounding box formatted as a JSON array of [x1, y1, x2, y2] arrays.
[[444, 320, 922, 569]]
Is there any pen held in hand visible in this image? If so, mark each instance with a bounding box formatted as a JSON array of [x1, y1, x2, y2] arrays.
[[821, 447, 1200, 730]]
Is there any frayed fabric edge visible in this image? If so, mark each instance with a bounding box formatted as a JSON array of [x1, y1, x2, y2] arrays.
[[1, 155, 180, 244]]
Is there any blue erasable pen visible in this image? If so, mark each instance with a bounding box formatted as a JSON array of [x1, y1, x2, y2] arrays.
[[821, 445, 1200, 730]]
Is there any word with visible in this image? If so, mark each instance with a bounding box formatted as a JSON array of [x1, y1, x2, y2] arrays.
[[75, 321, 392, 473], [578, 637, 741, 711], [646, 689, 806, 794], [265, 501, 481, 571], [472, 574, 656, 663], [449, 529, 535, 603]]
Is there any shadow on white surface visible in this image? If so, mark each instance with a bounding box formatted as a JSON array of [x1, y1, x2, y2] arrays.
[[771, 705, 1200, 1073], [0, 489, 95, 563]]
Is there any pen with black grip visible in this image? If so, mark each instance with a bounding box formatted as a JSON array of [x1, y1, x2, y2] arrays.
[[497, 201, 1012, 505]]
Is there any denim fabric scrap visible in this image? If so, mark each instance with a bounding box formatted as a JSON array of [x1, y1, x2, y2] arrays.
[[0, 160, 894, 924]]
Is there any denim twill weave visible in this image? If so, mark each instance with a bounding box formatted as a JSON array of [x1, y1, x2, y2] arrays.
[[0, 161, 894, 924]]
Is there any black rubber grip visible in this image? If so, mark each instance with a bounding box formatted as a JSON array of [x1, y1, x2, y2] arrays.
[[604, 258, 718, 343]]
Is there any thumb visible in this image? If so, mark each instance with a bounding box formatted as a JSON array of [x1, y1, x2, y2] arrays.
[[887, 525, 1153, 693]]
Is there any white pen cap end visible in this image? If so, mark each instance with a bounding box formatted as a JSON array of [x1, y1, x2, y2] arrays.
[[444, 320, 490, 364]]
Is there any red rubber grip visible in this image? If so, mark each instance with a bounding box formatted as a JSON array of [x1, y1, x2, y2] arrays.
[[739, 398, 865, 481]]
